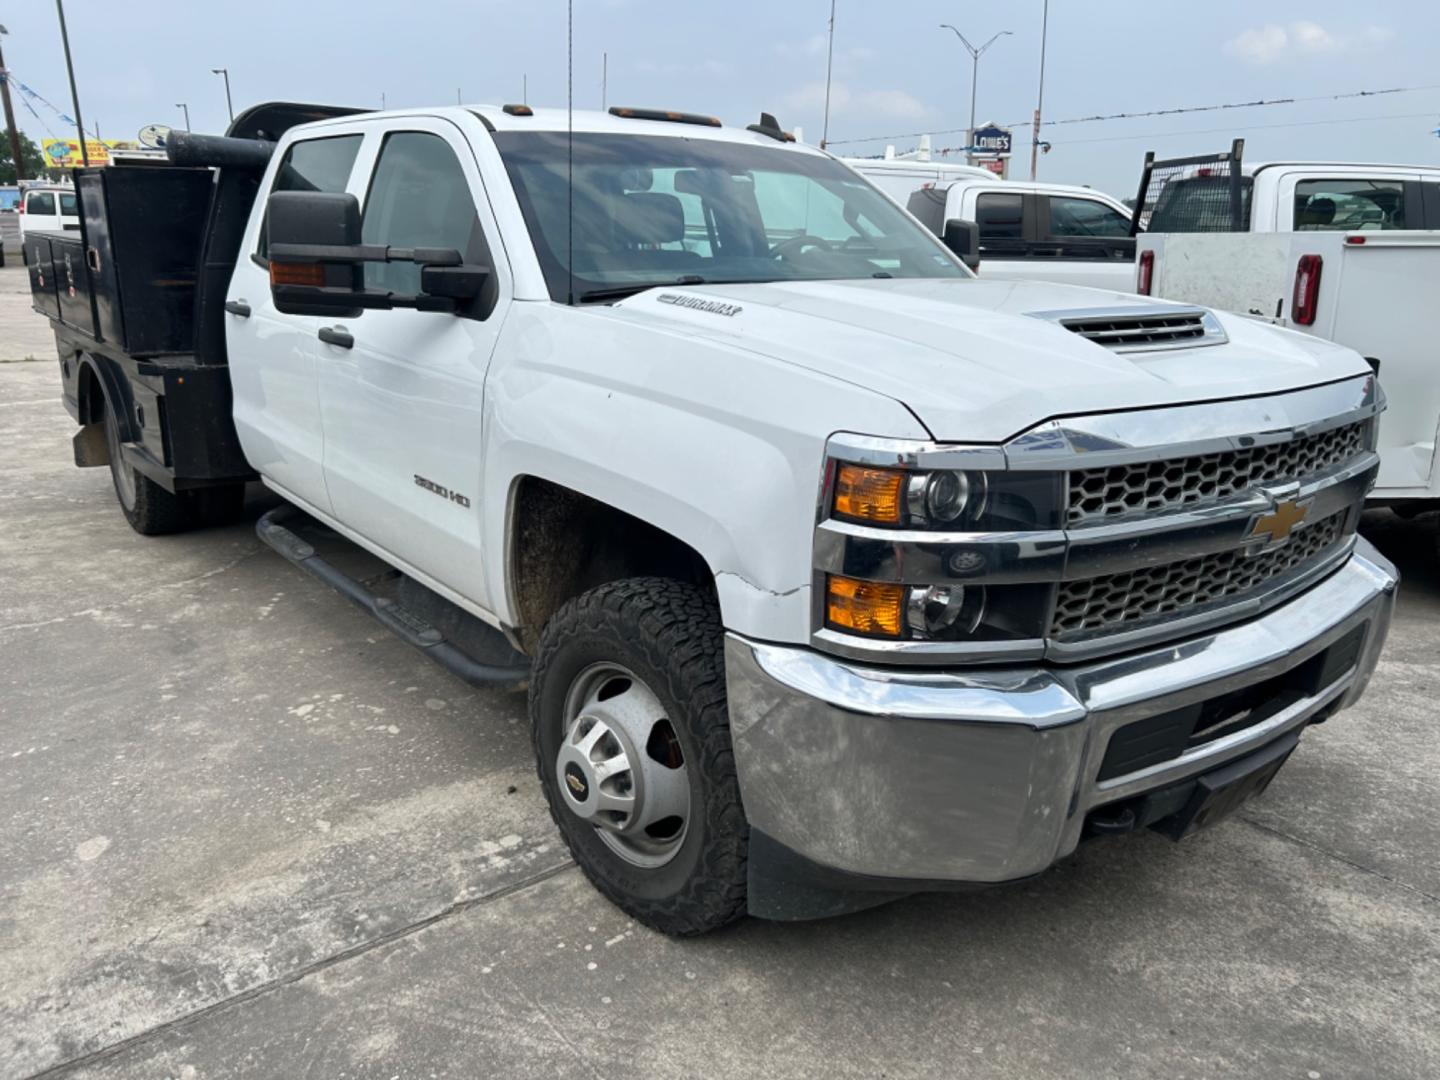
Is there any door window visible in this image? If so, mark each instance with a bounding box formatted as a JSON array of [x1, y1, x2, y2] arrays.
[[26, 191, 55, 216], [361, 131, 483, 294], [257, 134, 363, 259], [1423, 182, 1440, 229], [1047, 196, 1130, 238], [1294, 179, 1408, 230], [975, 192, 1023, 240]]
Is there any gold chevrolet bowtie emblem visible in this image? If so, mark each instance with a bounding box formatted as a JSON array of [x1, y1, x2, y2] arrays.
[[1248, 498, 1311, 544]]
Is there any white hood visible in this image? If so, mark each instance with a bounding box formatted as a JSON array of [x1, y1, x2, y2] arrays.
[[604, 277, 1369, 442]]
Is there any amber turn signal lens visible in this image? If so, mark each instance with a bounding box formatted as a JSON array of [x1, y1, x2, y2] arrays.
[[270, 261, 327, 287], [833, 465, 904, 524], [826, 575, 905, 638]]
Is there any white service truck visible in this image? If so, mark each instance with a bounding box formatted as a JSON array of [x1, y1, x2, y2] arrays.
[[30, 103, 1397, 933], [846, 156, 1136, 291], [1135, 149, 1440, 530]]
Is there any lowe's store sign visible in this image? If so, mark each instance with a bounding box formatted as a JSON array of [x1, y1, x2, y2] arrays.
[[971, 125, 1012, 155]]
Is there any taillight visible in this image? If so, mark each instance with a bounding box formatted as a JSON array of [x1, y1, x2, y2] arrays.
[[1137, 249, 1154, 295], [1292, 254, 1323, 326]]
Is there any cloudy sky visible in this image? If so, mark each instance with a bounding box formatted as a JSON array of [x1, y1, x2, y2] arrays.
[[4, 0, 1438, 196]]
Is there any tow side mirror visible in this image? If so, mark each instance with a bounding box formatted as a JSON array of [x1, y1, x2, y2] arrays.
[[267, 191, 364, 316], [942, 218, 981, 271], [266, 190, 488, 316]]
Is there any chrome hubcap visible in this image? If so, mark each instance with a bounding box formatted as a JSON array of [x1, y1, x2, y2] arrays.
[[557, 662, 690, 868]]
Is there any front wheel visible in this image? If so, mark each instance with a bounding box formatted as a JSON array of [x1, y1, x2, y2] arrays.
[[530, 578, 748, 935]]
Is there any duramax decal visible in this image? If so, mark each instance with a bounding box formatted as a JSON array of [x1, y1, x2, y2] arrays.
[[656, 293, 743, 318], [414, 474, 471, 509]]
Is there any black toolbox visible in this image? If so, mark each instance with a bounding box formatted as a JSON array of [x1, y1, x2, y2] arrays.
[[75, 167, 214, 354]]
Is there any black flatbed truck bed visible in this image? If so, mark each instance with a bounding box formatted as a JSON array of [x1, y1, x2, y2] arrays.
[[25, 102, 367, 532]]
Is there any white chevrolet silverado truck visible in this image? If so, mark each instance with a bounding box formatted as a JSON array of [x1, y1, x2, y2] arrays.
[[30, 102, 1398, 934]]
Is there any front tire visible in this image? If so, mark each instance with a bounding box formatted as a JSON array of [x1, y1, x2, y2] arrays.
[[530, 578, 748, 935]]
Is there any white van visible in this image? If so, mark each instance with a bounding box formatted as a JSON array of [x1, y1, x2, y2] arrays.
[[19, 185, 81, 239]]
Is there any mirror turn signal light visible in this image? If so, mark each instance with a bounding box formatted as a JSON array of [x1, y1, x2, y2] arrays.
[[826, 575, 905, 638], [270, 261, 327, 287], [833, 464, 904, 524]]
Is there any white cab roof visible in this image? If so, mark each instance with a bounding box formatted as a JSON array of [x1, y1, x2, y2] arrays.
[[465, 105, 828, 154]]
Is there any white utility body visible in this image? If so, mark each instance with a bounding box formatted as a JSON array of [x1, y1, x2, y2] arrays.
[[846, 157, 1135, 291], [1139, 160, 1440, 511], [41, 104, 1398, 932]]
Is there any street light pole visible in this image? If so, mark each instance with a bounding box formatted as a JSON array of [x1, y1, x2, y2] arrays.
[[175, 102, 190, 130], [1030, 0, 1050, 180], [0, 26, 27, 181], [939, 25, 1012, 163], [211, 67, 233, 124]]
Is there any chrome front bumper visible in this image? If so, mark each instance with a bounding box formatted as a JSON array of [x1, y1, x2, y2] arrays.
[[725, 539, 1398, 885]]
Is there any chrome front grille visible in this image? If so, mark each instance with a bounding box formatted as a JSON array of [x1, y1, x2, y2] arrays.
[[1051, 512, 1347, 637], [1067, 420, 1367, 527]]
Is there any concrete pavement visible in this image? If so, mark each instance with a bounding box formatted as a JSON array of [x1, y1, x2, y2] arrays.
[[1, 303, 1437, 1078]]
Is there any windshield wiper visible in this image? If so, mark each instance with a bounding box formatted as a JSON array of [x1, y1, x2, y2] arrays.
[[578, 275, 707, 304]]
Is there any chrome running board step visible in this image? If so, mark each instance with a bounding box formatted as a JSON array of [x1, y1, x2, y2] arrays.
[[256, 504, 529, 690]]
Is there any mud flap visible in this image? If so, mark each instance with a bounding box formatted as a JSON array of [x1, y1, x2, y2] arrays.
[[72, 422, 110, 467]]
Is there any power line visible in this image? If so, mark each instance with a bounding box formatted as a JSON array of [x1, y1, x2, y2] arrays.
[[852, 110, 1440, 161], [1048, 110, 1440, 147], [826, 82, 1440, 147]]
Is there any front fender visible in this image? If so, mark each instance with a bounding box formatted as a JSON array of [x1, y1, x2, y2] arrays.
[[481, 303, 927, 644]]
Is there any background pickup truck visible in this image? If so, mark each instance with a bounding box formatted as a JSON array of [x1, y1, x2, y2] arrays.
[[847, 156, 1136, 290], [1135, 147, 1440, 538], [31, 101, 1397, 934]]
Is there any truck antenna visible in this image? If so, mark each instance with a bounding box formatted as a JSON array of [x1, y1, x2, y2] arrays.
[[567, 0, 575, 306]]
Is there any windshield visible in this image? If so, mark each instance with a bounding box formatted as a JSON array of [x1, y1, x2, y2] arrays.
[[493, 132, 967, 301]]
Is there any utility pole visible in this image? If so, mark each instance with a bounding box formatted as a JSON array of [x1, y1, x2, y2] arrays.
[[939, 24, 1012, 166], [175, 102, 190, 130], [602, 51, 607, 111], [0, 25, 27, 181], [54, 0, 87, 165], [1030, 0, 1049, 180], [457, 87, 462, 105], [380, 92, 386, 110], [820, 0, 836, 149], [211, 67, 233, 124]]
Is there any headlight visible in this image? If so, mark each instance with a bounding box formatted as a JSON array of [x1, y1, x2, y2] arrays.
[[829, 462, 1061, 532], [819, 447, 1063, 651], [825, 575, 1052, 642]]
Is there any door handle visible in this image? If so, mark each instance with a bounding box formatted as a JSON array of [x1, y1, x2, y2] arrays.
[[224, 299, 251, 318], [318, 326, 354, 349]]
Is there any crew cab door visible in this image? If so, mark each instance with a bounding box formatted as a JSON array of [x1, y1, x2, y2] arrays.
[[316, 117, 510, 607], [226, 131, 365, 514], [1031, 193, 1136, 290]]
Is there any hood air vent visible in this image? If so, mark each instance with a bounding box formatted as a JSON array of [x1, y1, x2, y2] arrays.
[[1031, 306, 1228, 353]]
